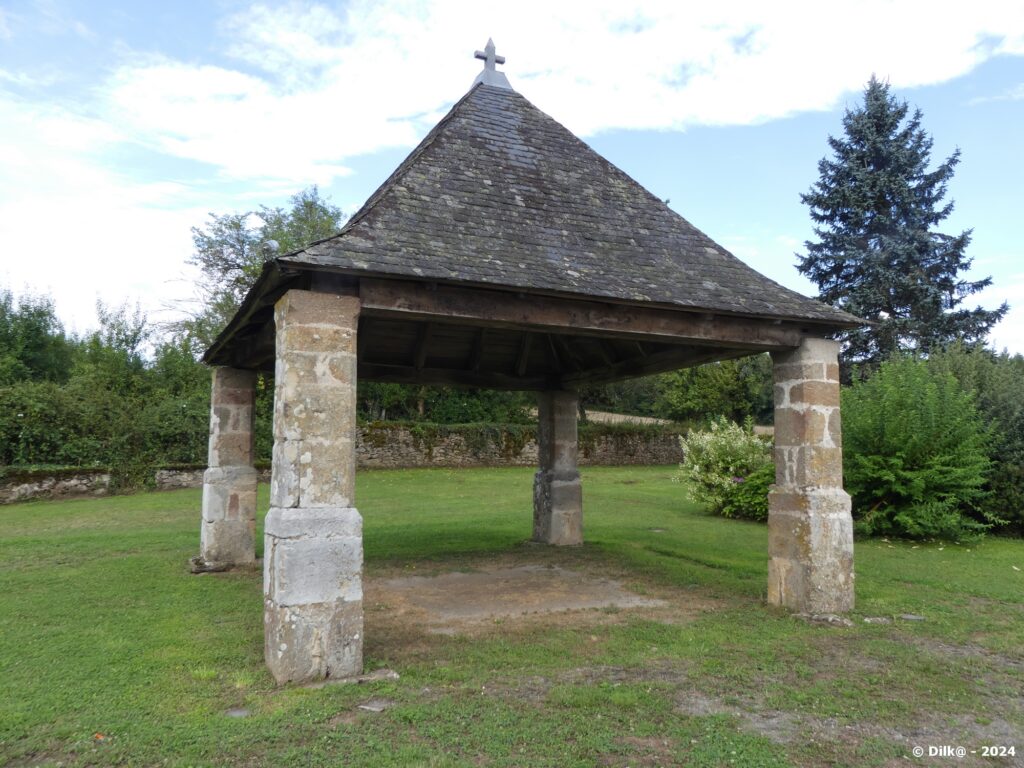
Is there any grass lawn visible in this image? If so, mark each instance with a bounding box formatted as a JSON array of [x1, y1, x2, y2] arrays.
[[1, 466, 1021, 767]]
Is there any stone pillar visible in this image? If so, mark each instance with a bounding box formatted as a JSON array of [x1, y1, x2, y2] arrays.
[[197, 367, 258, 569], [264, 289, 363, 684], [533, 390, 583, 545], [768, 337, 854, 614]]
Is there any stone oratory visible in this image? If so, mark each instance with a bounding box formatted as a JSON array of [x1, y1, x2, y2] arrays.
[[198, 42, 862, 684]]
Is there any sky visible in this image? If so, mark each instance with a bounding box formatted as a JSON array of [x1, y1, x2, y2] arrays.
[[1, 0, 1022, 352]]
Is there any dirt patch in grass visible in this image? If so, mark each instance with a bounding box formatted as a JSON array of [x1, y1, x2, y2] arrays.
[[373, 564, 664, 629], [364, 550, 724, 655], [901, 633, 1024, 674]]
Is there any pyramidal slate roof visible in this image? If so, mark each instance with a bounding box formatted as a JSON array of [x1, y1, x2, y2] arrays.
[[282, 82, 859, 327]]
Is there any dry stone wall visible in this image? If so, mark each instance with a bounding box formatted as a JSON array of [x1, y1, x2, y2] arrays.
[[0, 469, 111, 504], [1, 423, 683, 503], [356, 423, 682, 469]]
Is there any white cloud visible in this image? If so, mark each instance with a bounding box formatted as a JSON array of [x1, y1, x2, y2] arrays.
[[2, 0, 1023, 345], [95, 0, 1024, 187], [30, 0, 94, 40], [969, 82, 1024, 104], [0, 91, 204, 335]]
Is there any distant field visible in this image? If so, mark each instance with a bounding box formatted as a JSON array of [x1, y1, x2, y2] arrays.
[[1, 466, 1021, 767]]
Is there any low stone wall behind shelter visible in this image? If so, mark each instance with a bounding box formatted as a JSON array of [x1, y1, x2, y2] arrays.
[[1, 422, 683, 503]]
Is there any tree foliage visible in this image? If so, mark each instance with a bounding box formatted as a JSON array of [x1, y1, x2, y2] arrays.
[[0, 288, 74, 385], [183, 186, 345, 347], [659, 354, 773, 425], [928, 343, 1024, 531], [799, 77, 1006, 371], [0, 301, 210, 480], [842, 355, 995, 540], [578, 375, 669, 421]]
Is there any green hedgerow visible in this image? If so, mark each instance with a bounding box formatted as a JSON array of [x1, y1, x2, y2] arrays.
[[842, 355, 997, 540], [677, 417, 772, 521]]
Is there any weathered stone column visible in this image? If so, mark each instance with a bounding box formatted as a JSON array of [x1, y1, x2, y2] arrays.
[[264, 289, 363, 684], [768, 337, 854, 613], [533, 390, 583, 545], [196, 367, 258, 569]]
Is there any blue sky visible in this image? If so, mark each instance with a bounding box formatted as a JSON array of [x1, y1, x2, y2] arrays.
[[1, 1, 1022, 352]]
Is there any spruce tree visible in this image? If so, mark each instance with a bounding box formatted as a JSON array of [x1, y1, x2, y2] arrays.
[[798, 76, 1007, 370]]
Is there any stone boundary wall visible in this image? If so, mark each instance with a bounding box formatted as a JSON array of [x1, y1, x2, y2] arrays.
[[355, 423, 682, 469], [0, 469, 112, 504], [1, 423, 683, 503]]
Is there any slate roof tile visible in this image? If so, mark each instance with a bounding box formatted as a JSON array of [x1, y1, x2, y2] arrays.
[[281, 83, 859, 327]]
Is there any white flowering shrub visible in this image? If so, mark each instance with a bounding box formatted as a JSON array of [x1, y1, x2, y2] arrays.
[[677, 416, 772, 520]]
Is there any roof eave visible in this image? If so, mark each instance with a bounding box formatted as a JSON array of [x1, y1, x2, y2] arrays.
[[276, 257, 865, 332]]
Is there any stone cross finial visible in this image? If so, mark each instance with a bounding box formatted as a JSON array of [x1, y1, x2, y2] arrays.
[[472, 38, 512, 90], [474, 38, 505, 71]]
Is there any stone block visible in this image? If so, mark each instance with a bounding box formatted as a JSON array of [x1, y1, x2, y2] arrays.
[[200, 518, 256, 565], [202, 466, 258, 518], [773, 407, 830, 448], [277, 325, 357, 357], [277, 350, 356, 390], [211, 404, 254, 434], [270, 438, 357, 509], [767, 488, 854, 613], [275, 290, 360, 329], [264, 505, 362, 540], [788, 380, 840, 408], [773, 445, 844, 488], [200, 466, 257, 564], [265, 597, 363, 684], [264, 505, 363, 683], [210, 367, 257, 404], [208, 429, 255, 468], [548, 479, 583, 545], [532, 470, 582, 545], [272, 385, 356, 442], [264, 507, 363, 605], [775, 337, 841, 366], [772, 361, 827, 384]]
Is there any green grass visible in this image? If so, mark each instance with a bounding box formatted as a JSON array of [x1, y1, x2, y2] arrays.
[[1, 466, 1022, 767]]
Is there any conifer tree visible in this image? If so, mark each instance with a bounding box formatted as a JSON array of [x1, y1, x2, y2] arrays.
[[798, 76, 1006, 370]]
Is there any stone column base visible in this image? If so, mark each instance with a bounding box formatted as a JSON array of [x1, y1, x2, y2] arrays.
[[767, 487, 854, 613], [198, 465, 257, 567], [264, 506, 363, 684], [533, 470, 583, 545]]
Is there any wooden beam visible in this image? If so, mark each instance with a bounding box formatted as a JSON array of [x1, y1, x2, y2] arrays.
[[359, 277, 804, 350], [546, 334, 562, 370], [595, 339, 617, 366], [551, 334, 586, 372], [223, 326, 275, 370], [468, 328, 486, 372], [359, 362, 547, 391], [515, 333, 533, 377], [413, 322, 432, 370], [309, 272, 359, 296]]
